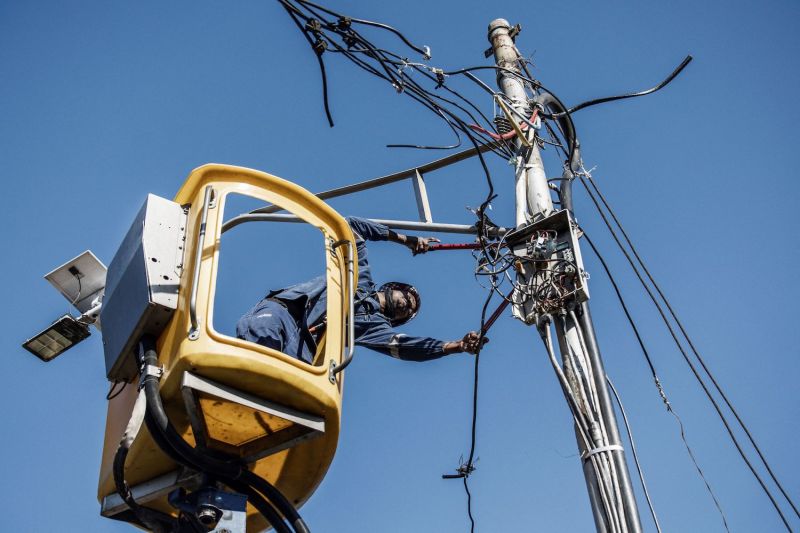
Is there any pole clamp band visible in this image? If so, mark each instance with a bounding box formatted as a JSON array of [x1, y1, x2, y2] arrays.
[[581, 444, 623, 462]]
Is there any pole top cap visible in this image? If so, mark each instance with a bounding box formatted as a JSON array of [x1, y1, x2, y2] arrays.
[[487, 18, 511, 40]]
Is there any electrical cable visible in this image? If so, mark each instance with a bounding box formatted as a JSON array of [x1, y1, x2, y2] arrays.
[[106, 380, 127, 400], [554, 56, 693, 116], [278, 0, 335, 127], [578, 178, 792, 531], [295, 0, 431, 58], [564, 229, 733, 532], [539, 318, 624, 532], [582, 172, 800, 522], [606, 376, 663, 533]]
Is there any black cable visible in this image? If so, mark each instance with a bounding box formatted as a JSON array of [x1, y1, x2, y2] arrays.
[[579, 178, 793, 531], [112, 437, 176, 533], [583, 172, 800, 522], [295, 0, 430, 58], [224, 479, 292, 533], [554, 56, 693, 116], [278, 0, 334, 126], [106, 380, 127, 400], [463, 476, 475, 533]]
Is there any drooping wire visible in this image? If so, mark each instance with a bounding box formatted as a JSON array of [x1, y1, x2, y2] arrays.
[[277, 0, 520, 161], [582, 172, 800, 522], [553, 56, 693, 116], [584, 224, 730, 530], [578, 175, 793, 531], [106, 381, 128, 401], [295, 0, 431, 58], [581, 229, 730, 531], [277, 0, 334, 126]]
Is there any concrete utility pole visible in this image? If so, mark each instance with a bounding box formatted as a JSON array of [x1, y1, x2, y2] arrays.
[[488, 19, 644, 533]]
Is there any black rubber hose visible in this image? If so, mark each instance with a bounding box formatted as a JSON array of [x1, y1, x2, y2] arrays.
[[560, 168, 575, 213], [112, 440, 175, 533], [240, 470, 311, 533], [138, 336, 308, 533], [224, 479, 294, 533], [536, 91, 578, 171], [143, 410, 292, 533]]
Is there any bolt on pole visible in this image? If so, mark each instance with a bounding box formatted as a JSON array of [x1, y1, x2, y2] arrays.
[[487, 18, 644, 533]]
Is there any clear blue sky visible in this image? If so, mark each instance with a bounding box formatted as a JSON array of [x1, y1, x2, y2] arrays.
[[2, 1, 799, 531]]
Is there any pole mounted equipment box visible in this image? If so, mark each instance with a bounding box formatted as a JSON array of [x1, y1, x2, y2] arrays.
[[505, 209, 589, 324], [100, 194, 188, 381]]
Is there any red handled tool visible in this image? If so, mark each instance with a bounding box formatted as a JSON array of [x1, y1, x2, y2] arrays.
[[428, 243, 482, 251]]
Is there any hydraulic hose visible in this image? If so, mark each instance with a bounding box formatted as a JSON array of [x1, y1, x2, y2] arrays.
[[138, 336, 309, 533], [224, 480, 294, 533], [143, 409, 292, 533]]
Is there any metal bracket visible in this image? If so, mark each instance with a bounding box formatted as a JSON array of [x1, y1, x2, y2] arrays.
[[328, 360, 337, 384], [101, 469, 203, 517], [180, 372, 325, 462], [138, 363, 164, 390], [412, 170, 433, 223]]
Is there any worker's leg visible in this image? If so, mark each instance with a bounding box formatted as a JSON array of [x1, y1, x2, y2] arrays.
[[236, 299, 301, 356]]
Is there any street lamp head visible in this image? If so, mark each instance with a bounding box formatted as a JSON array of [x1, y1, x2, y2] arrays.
[[22, 314, 91, 362]]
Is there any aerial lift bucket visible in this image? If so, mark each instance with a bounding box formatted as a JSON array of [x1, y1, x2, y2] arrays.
[[96, 164, 357, 531]]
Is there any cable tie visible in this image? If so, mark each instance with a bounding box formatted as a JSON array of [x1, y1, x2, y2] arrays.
[[581, 444, 623, 462]]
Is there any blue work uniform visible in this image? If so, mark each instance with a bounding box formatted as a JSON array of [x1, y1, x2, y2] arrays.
[[236, 217, 447, 364]]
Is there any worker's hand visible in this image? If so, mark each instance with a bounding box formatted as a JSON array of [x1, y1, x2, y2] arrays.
[[405, 235, 440, 255], [459, 331, 488, 354]]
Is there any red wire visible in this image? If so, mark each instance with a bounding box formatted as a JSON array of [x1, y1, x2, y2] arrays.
[[467, 108, 538, 141]]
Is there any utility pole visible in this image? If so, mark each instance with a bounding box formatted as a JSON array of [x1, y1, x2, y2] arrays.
[[488, 19, 644, 533]]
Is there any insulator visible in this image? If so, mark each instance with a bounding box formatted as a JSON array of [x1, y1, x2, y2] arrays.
[[494, 116, 512, 135]]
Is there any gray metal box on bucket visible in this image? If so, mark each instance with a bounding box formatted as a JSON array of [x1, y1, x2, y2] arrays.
[[101, 194, 187, 381]]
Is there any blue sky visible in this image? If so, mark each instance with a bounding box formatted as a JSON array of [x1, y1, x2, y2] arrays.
[[2, 1, 799, 531]]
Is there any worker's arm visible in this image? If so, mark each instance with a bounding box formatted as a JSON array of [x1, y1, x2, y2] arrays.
[[442, 331, 489, 355], [356, 321, 487, 361], [345, 216, 439, 254]]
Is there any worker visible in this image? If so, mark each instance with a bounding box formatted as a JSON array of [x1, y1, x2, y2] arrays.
[[236, 216, 487, 364]]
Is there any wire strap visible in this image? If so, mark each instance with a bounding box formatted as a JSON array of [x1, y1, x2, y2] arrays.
[[581, 444, 623, 462]]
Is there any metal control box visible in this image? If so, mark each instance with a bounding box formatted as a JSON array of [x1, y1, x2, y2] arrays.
[[504, 209, 589, 324], [100, 194, 187, 381]]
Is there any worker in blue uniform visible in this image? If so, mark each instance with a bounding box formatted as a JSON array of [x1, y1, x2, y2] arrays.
[[236, 216, 486, 364]]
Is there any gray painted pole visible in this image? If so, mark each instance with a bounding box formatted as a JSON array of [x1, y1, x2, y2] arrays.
[[488, 18, 643, 533]]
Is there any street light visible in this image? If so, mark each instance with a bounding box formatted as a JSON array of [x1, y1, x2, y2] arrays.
[[22, 314, 91, 362]]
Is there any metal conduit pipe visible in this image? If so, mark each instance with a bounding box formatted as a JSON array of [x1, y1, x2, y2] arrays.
[[138, 337, 307, 533], [576, 305, 643, 532]]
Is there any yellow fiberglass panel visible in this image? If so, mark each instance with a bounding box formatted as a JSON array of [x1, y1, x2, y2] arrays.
[[173, 164, 357, 379]]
